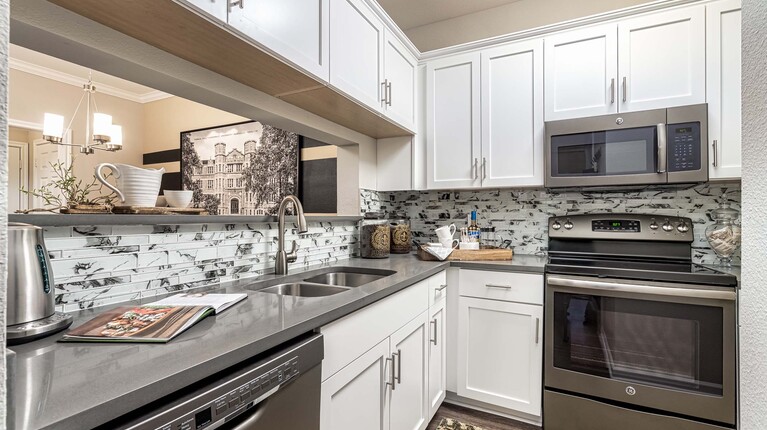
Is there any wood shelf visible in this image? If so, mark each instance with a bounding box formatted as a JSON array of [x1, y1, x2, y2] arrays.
[[49, 0, 414, 139]]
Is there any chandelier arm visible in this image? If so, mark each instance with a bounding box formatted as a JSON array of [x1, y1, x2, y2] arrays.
[[63, 91, 88, 137]]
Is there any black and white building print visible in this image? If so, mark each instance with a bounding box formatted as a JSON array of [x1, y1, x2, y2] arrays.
[[181, 121, 298, 216]]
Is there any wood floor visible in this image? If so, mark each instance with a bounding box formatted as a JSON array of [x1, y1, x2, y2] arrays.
[[426, 402, 541, 430]]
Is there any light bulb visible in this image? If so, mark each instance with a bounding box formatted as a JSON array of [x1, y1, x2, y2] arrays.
[[43, 113, 65, 140], [93, 113, 113, 139]]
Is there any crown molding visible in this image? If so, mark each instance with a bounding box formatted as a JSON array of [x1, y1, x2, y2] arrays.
[[363, 0, 421, 59], [417, 0, 704, 61], [9, 56, 172, 104]]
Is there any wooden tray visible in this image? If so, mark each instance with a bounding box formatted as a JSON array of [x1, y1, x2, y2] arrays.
[[417, 245, 513, 261], [112, 206, 209, 215]]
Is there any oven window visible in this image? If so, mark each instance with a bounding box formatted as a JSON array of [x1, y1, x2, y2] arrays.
[[551, 126, 658, 177], [552, 292, 724, 396]]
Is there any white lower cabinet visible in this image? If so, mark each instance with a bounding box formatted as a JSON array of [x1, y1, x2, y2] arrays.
[[427, 299, 447, 419], [321, 271, 447, 430]]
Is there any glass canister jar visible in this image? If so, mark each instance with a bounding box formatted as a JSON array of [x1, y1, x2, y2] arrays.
[[389, 210, 412, 254], [705, 198, 742, 267], [359, 212, 390, 259]]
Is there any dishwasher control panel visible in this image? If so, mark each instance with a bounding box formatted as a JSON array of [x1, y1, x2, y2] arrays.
[[156, 357, 300, 430]]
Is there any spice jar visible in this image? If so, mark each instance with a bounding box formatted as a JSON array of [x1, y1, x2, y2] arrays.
[[359, 212, 390, 259], [705, 197, 741, 267], [389, 210, 412, 254], [480, 227, 497, 249]]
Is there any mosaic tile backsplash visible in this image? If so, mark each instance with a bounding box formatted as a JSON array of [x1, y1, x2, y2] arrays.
[[45, 221, 358, 312], [363, 182, 741, 265]]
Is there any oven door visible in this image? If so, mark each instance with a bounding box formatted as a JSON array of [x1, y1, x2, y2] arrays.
[[545, 109, 667, 188], [545, 274, 736, 425]]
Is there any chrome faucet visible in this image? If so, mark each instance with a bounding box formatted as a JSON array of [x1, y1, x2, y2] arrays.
[[275, 195, 308, 275]]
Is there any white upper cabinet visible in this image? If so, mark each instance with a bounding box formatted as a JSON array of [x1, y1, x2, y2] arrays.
[[228, 0, 329, 81], [544, 24, 618, 121], [182, 0, 228, 22], [618, 5, 706, 112], [481, 39, 544, 187], [383, 30, 417, 131], [707, 0, 742, 180], [426, 53, 482, 189], [330, 0, 385, 112]]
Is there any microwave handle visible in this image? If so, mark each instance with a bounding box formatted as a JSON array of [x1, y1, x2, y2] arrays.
[[656, 123, 667, 174]]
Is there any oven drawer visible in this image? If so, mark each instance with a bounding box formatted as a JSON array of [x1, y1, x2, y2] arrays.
[[458, 269, 542, 305], [544, 390, 732, 430]]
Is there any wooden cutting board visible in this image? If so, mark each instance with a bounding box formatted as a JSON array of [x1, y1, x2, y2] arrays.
[[417, 245, 513, 261], [112, 206, 209, 215]]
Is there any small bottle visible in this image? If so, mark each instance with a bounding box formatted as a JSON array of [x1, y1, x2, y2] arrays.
[[468, 211, 481, 243]]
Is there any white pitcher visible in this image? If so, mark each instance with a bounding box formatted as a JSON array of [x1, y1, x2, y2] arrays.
[[96, 163, 165, 207]]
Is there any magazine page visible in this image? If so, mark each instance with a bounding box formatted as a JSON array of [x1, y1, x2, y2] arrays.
[[61, 305, 212, 343], [151, 292, 247, 313]]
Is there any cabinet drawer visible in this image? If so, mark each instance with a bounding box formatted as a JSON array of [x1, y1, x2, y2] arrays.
[[458, 269, 543, 305], [428, 270, 448, 306], [320, 279, 429, 381]]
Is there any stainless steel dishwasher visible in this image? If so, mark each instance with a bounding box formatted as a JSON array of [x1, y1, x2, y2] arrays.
[[103, 333, 323, 430]]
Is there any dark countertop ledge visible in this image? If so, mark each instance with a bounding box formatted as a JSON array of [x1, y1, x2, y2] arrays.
[[7, 255, 545, 430], [9, 213, 363, 226]]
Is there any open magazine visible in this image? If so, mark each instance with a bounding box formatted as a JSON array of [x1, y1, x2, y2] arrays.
[[60, 292, 247, 343]]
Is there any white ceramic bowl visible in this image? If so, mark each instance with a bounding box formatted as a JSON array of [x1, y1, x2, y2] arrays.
[[164, 190, 193, 208]]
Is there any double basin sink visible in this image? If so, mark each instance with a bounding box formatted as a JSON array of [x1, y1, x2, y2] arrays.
[[246, 267, 396, 298]]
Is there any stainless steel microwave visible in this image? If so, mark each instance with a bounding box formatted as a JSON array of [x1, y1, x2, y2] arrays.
[[545, 104, 708, 188]]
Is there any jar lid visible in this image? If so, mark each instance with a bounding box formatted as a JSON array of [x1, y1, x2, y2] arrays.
[[364, 211, 386, 219], [712, 202, 739, 221], [480, 227, 495, 232]]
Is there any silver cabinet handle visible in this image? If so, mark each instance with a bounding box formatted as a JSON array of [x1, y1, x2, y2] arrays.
[[430, 319, 438, 345], [482, 157, 487, 181], [435, 284, 447, 297], [622, 77, 627, 102], [486, 283, 512, 289], [473, 158, 479, 180], [610, 78, 615, 104], [385, 355, 395, 390], [656, 123, 667, 174], [393, 350, 401, 385], [386, 81, 392, 106], [230, 0, 244, 9], [713, 140, 719, 167], [535, 317, 540, 344], [380, 80, 388, 104]]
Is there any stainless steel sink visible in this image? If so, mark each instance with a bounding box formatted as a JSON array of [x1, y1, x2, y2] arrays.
[[258, 283, 350, 297], [303, 269, 395, 287]]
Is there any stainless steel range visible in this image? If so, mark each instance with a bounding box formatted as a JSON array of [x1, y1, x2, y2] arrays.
[[543, 214, 737, 430]]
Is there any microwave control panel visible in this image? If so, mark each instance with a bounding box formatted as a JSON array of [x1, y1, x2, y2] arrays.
[[667, 122, 701, 172]]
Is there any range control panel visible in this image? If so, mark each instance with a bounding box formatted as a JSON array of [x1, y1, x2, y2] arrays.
[[549, 214, 694, 242], [667, 122, 702, 172]]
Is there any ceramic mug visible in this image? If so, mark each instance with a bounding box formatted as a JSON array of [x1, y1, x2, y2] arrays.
[[96, 163, 165, 207], [440, 238, 460, 249], [435, 224, 457, 243]]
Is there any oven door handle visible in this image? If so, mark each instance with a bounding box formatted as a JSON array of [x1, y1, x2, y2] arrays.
[[547, 276, 735, 301], [657, 123, 667, 174]]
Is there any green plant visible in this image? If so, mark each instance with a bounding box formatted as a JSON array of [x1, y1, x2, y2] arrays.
[[20, 161, 116, 213]]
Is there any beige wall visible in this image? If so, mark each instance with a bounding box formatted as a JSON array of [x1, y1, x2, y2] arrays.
[[405, 0, 653, 51], [142, 96, 247, 173], [8, 68, 145, 184]]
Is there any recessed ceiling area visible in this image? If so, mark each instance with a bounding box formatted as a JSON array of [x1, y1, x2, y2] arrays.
[[377, 0, 522, 30]]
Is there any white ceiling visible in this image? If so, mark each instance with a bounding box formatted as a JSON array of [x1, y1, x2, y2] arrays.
[[377, 0, 523, 30], [8, 44, 170, 103]]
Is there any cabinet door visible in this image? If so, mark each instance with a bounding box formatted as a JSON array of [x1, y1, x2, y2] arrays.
[[329, 0, 385, 111], [706, 0, 742, 180], [618, 5, 705, 112], [182, 0, 227, 22], [383, 30, 417, 131], [228, 0, 329, 80], [427, 300, 447, 420], [480, 39, 544, 188], [544, 24, 618, 121], [457, 297, 543, 416], [321, 338, 391, 430], [426, 53, 481, 189], [390, 312, 429, 430]]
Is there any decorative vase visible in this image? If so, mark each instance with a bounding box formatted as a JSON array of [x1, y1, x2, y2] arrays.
[[705, 196, 741, 267]]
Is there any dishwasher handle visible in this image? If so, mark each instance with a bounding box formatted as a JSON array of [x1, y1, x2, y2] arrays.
[[229, 385, 281, 429]]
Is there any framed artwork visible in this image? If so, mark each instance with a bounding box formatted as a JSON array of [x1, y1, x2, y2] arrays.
[[180, 120, 299, 216]]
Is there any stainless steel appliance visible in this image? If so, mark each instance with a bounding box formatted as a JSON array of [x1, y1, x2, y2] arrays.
[[103, 333, 323, 430], [545, 104, 708, 188], [544, 214, 737, 430], [6, 223, 72, 344]]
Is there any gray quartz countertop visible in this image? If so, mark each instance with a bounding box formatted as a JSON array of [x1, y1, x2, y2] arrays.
[[7, 254, 545, 430], [9, 213, 362, 226]]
